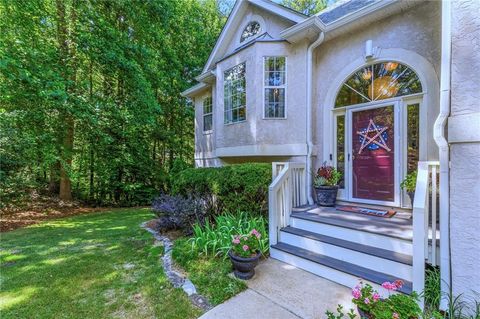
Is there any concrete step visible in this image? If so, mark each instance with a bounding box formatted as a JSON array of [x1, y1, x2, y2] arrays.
[[271, 242, 412, 295]]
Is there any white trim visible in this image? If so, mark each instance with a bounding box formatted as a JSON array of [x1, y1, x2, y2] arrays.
[[306, 33, 325, 205], [247, 0, 307, 23], [280, 16, 325, 43], [202, 95, 213, 133], [262, 56, 287, 119], [181, 82, 209, 98], [238, 15, 266, 47], [202, 0, 306, 74], [435, 0, 451, 310], [215, 143, 307, 157], [223, 61, 247, 125], [321, 49, 440, 207]]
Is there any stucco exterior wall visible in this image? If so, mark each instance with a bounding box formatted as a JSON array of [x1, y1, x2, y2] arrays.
[[449, 0, 480, 304], [312, 2, 441, 169], [194, 88, 221, 168], [225, 4, 293, 55], [193, 5, 310, 166]]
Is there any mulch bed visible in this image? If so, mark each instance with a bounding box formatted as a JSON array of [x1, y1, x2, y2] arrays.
[[0, 193, 113, 232]]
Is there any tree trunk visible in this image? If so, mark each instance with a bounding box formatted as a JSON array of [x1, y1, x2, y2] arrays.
[[56, 0, 77, 201]]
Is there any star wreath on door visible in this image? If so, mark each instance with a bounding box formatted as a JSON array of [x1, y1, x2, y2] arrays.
[[356, 119, 391, 154]]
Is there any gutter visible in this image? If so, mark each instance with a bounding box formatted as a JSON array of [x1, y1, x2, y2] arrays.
[[434, 0, 451, 310], [306, 31, 325, 204]]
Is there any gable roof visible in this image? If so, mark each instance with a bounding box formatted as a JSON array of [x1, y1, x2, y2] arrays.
[[200, 0, 307, 75]]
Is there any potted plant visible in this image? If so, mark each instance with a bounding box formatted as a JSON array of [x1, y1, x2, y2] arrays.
[[314, 164, 342, 207], [349, 280, 421, 319], [228, 229, 262, 280], [400, 170, 417, 206]]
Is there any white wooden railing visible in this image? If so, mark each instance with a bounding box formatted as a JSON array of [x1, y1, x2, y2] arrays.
[[412, 161, 440, 304], [269, 162, 307, 245]]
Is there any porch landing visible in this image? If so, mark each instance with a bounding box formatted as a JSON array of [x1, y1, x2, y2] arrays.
[[292, 204, 414, 241], [292, 204, 441, 242]]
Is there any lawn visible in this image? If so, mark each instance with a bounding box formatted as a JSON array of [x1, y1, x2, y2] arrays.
[[0, 208, 202, 319]]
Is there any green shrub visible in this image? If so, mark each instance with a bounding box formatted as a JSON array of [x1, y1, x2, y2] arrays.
[[171, 163, 271, 217], [189, 212, 269, 258]]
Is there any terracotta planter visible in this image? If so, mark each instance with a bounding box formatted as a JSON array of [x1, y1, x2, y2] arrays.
[[228, 250, 260, 280], [314, 185, 339, 207]]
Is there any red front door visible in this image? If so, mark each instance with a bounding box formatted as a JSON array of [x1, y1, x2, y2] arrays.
[[351, 105, 395, 202]]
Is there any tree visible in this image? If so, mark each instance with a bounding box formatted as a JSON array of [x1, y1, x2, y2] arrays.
[[281, 0, 327, 16], [0, 0, 224, 207]]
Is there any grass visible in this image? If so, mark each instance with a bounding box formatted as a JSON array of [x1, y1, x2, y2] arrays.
[[172, 238, 247, 305], [0, 208, 202, 319]]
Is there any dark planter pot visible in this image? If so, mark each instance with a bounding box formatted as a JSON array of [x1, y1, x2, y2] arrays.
[[228, 250, 261, 280], [357, 307, 373, 319], [314, 185, 339, 207]]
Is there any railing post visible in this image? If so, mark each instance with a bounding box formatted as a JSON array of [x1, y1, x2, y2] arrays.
[[413, 161, 428, 309]]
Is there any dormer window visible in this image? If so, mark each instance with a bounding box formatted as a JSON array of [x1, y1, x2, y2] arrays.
[[240, 21, 261, 43]]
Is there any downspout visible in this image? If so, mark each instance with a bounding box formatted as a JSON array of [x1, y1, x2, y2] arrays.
[[306, 31, 325, 204], [434, 0, 451, 311]]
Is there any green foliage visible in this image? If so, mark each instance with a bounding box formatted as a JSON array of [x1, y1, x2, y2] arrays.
[[189, 212, 269, 258], [371, 293, 421, 319], [400, 170, 417, 192], [325, 305, 357, 319], [314, 164, 342, 187], [172, 163, 271, 216], [172, 238, 247, 305], [230, 229, 262, 258], [423, 267, 441, 311], [0, 0, 224, 207], [281, 0, 327, 16]]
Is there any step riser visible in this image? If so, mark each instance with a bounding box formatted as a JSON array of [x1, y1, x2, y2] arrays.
[[279, 232, 412, 281], [290, 217, 413, 255], [271, 248, 399, 297]]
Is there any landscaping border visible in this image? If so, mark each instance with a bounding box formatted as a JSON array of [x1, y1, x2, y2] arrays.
[[141, 221, 213, 311]]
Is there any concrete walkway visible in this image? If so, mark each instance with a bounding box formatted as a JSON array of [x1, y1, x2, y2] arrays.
[[199, 258, 355, 319]]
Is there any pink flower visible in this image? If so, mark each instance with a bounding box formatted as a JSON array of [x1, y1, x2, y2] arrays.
[[392, 312, 399, 319], [352, 288, 361, 300], [364, 298, 370, 304], [372, 292, 380, 302], [242, 245, 249, 252], [251, 229, 261, 239], [382, 281, 397, 291], [232, 238, 240, 245], [394, 280, 403, 289]]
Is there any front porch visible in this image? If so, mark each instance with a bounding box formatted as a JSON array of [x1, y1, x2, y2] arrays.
[[269, 162, 441, 302]]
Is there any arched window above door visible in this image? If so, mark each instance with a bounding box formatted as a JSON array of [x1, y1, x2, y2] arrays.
[[334, 62, 423, 108]]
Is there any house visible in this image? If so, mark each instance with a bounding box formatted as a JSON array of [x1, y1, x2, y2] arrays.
[[182, 0, 480, 310]]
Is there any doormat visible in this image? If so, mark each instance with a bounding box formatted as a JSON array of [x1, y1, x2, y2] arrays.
[[336, 206, 396, 218]]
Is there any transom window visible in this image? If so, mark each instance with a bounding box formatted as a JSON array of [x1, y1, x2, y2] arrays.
[[240, 21, 261, 43], [224, 62, 246, 124], [335, 62, 422, 108], [264, 57, 286, 118], [203, 96, 212, 132]]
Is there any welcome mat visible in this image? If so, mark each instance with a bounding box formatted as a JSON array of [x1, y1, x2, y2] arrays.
[[336, 206, 396, 218]]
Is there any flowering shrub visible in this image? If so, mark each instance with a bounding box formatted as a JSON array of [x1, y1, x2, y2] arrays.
[[313, 163, 342, 187], [230, 229, 262, 258], [189, 212, 268, 258], [327, 280, 421, 319]]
